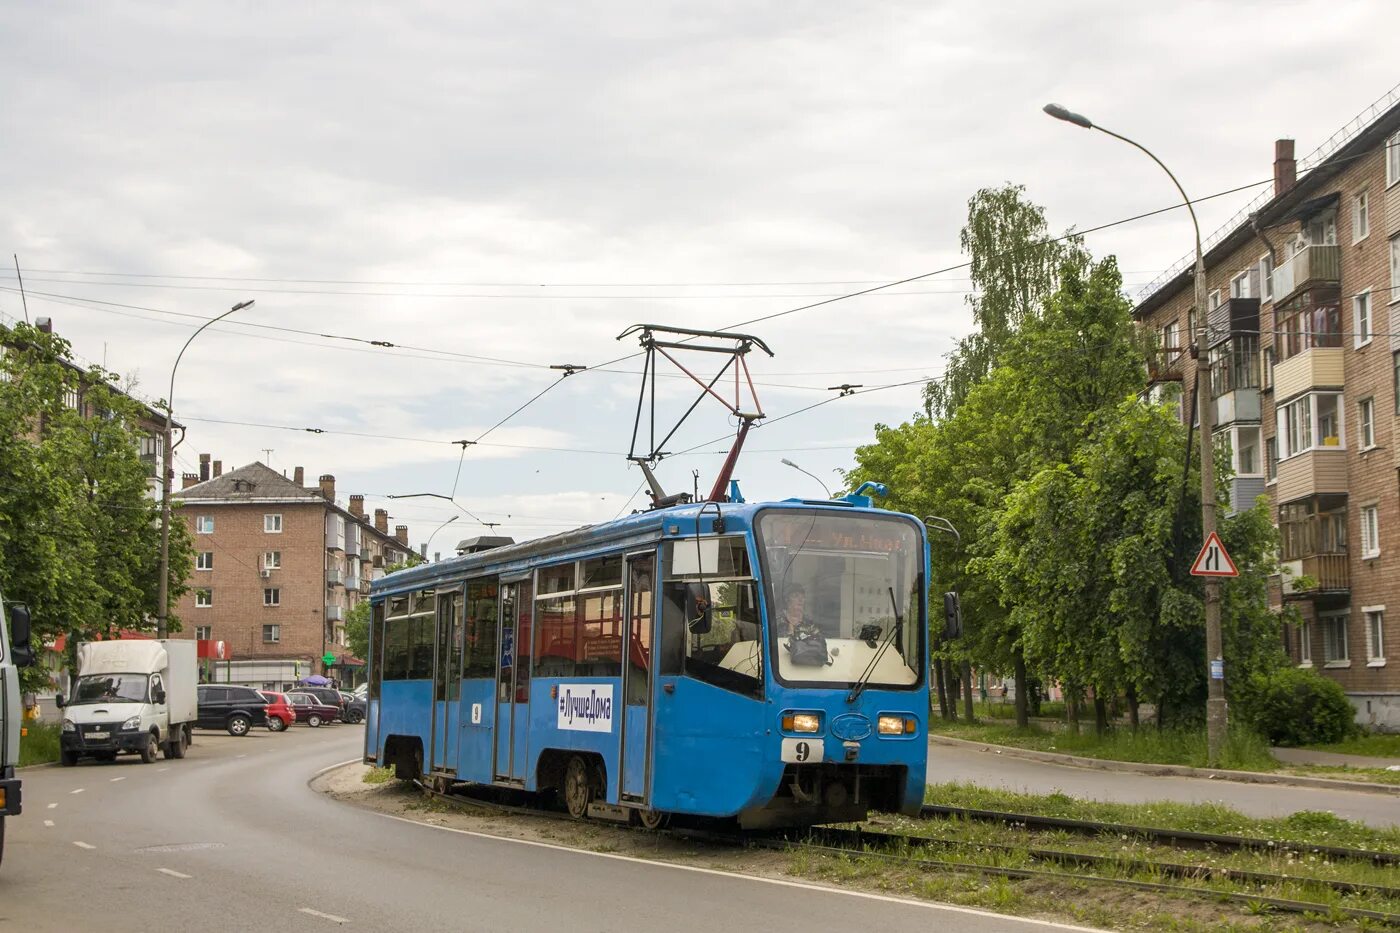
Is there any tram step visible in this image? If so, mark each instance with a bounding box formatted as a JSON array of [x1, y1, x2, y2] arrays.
[[586, 802, 632, 823]]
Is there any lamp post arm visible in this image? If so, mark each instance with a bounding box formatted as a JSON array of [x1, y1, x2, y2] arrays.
[[1091, 125, 1202, 259]]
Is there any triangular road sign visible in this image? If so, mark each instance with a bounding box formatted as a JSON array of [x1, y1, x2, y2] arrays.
[[1190, 531, 1238, 577]]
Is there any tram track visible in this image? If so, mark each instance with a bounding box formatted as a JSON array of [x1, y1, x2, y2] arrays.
[[411, 780, 1400, 926]]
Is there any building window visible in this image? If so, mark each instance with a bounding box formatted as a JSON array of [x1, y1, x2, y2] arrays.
[[1278, 392, 1345, 458], [1209, 289, 1222, 311], [264, 550, 281, 570], [1230, 271, 1250, 299], [1264, 436, 1277, 482], [195, 625, 212, 640], [1354, 291, 1372, 347], [1360, 397, 1375, 449], [196, 551, 214, 571], [1360, 504, 1380, 558], [1353, 191, 1370, 242], [1259, 254, 1274, 302], [264, 588, 281, 607], [196, 516, 214, 534], [1322, 612, 1349, 664], [1161, 319, 1180, 352], [1277, 290, 1343, 360], [263, 624, 281, 644], [1306, 212, 1337, 246], [1261, 346, 1275, 391], [1391, 234, 1400, 304], [1388, 131, 1400, 187], [195, 589, 212, 608], [1364, 607, 1386, 664], [264, 514, 283, 533], [1236, 425, 1260, 475], [1299, 621, 1312, 665]]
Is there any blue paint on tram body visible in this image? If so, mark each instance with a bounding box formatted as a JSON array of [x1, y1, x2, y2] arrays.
[[365, 495, 931, 828]]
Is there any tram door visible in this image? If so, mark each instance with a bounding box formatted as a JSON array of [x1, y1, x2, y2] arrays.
[[494, 579, 532, 783], [429, 589, 462, 774], [619, 554, 655, 802]]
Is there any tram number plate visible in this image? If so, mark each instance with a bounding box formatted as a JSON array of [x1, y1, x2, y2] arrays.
[[781, 738, 823, 764]]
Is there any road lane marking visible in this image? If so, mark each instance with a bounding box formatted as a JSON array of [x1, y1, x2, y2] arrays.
[[299, 907, 350, 924], [110, 776, 126, 782], [370, 810, 1105, 932], [157, 868, 192, 879], [73, 841, 95, 850], [43, 820, 54, 827], [70, 788, 84, 795], [47, 803, 57, 809], [236, 754, 247, 759], [157, 767, 169, 772]]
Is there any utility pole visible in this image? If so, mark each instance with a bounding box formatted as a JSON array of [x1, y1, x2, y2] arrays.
[[1044, 105, 1227, 764]]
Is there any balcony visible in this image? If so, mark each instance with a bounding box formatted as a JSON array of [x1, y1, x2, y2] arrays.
[[1226, 476, 1267, 516], [325, 604, 345, 622], [325, 513, 345, 553], [1272, 245, 1339, 306], [1215, 389, 1260, 426], [346, 576, 361, 592], [325, 568, 344, 588], [1275, 449, 1348, 504], [1274, 347, 1343, 401], [344, 522, 361, 558], [1281, 553, 1349, 599]]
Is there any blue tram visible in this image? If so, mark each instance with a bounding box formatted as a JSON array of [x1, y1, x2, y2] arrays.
[[365, 488, 930, 828]]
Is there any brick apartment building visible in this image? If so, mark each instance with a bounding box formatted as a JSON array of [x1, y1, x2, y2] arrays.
[[171, 458, 411, 690], [1135, 89, 1400, 729]]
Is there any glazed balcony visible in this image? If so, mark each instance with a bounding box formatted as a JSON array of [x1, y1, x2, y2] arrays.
[[1272, 245, 1339, 306], [325, 568, 344, 588]]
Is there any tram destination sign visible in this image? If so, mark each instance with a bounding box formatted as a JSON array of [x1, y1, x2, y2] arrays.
[[557, 683, 614, 733]]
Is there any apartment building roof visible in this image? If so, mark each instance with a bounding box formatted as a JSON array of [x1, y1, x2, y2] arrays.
[[1134, 90, 1400, 319], [174, 461, 319, 503]]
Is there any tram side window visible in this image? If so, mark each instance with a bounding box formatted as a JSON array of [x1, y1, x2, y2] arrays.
[[369, 601, 386, 698], [464, 579, 499, 678], [531, 558, 624, 680], [535, 594, 578, 678], [442, 591, 462, 701], [660, 539, 762, 697], [407, 589, 436, 680], [383, 617, 411, 681]]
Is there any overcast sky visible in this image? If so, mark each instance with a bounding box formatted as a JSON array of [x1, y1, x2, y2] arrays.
[[2, 2, 1396, 553]]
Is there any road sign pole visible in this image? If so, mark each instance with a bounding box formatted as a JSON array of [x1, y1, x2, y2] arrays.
[[1194, 255, 1229, 768]]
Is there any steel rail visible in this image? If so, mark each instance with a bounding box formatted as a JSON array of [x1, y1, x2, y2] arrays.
[[920, 804, 1399, 866]]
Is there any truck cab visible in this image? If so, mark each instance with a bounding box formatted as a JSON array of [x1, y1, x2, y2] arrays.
[[0, 594, 36, 866], [58, 640, 197, 766]]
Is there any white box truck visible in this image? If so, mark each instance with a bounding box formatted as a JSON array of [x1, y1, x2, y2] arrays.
[[0, 593, 36, 867], [57, 639, 196, 766]]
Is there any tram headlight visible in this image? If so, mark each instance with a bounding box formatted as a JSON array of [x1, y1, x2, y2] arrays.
[[782, 712, 822, 733], [878, 715, 916, 736]]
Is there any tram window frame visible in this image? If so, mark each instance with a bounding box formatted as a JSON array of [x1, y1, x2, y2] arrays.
[[382, 597, 412, 682], [441, 590, 463, 702], [464, 578, 500, 679], [532, 557, 624, 679], [660, 537, 763, 698], [369, 600, 386, 698]]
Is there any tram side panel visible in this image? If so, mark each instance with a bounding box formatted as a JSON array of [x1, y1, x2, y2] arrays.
[[525, 676, 625, 794], [650, 675, 768, 817], [455, 678, 495, 783], [378, 679, 433, 768]]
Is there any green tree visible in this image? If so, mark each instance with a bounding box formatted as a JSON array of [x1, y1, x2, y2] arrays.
[[344, 599, 371, 662]]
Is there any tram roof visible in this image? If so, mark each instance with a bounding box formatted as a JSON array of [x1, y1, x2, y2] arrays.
[[372, 496, 914, 598]]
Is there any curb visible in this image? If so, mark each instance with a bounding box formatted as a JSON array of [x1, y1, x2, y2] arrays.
[[929, 734, 1400, 796]]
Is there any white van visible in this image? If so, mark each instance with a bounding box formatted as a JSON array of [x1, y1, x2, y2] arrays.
[[58, 640, 197, 765]]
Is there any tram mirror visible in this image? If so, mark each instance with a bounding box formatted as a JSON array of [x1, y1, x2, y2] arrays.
[[684, 582, 713, 634], [942, 592, 963, 640]]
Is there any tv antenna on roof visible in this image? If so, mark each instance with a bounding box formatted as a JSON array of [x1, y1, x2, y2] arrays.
[[616, 323, 774, 508]]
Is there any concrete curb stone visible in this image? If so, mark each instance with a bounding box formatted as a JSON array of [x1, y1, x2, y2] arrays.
[[929, 733, 1400, 797]]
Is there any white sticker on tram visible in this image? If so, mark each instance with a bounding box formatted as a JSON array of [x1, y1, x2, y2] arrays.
[[471, 703, 482, 725], [781, 737, 823, 764], [556, 684, 614, 733]]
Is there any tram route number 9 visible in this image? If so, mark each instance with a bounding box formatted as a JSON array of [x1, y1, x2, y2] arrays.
[[780, 737, 824, 764]]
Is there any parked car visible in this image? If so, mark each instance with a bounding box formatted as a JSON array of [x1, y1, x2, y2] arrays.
[[259, 692, 295, 732], [285, 692, 340, 728], [339, 691, 366, 724], [295, 685, 347, 713], [195, 685, 269, 736]]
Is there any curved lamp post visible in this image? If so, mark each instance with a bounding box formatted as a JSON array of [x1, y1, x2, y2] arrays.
[[780, 458, 832, 498], [424, 514, 460, 560], [157, 299, 254, 638], [1044, 103, 1226, 764]]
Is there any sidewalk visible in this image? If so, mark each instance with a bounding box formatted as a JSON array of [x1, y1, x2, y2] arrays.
[[1271, 746, 1400, 770], [929, 733, 1400, 795]]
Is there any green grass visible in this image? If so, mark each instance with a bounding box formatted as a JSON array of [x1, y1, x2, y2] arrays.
[[362, 765, 395, 785], [1304, 732, 1400, 759], [930, 718, 1279, 771], [922, 780, 1400, 851], [18, 721, 61, 767], [967, 699, 1066, 721]]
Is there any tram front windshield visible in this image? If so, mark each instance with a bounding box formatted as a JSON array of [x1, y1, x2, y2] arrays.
[[758, 511, 922, 689]]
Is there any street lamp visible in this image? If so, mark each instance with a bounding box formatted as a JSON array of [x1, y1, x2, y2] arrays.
[[424, 515, 460, 559], [157, 299, 255, 639], [1044, 103, 1227, 764], [385, 492, 497, 529], [780, 458, 832, 498]]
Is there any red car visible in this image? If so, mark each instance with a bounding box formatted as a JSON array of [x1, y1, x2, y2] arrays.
[[285, 692, 340, 727], [259, 692, 295, 732]]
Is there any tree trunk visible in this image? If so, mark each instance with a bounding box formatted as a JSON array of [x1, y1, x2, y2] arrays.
[[934, 652, 950, 720], [1093, 694, 1109, 736], [1126, 684, 1140, 732], [943, 660, 959, 721], [961, 660, 975, 723], [1013, 649, 1029, 729], [1066, 689, 1080, 735], [1156, 691, 1166, 732]]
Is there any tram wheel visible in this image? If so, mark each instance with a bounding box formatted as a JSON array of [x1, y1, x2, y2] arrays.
[[636, 808, 670, 831], [563, 756, 593, 819]]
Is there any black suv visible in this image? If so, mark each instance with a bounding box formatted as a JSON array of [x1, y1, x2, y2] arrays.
[[195, 685, 269, 736]]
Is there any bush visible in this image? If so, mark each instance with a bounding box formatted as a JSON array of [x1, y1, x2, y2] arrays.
[[1239, 667, 1355, 747], [19, 721, 61, 767]]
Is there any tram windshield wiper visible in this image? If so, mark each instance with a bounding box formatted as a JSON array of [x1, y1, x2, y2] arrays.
[[846, 586, 903, 704]]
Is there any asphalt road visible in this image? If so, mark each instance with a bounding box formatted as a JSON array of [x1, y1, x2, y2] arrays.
[[928, 741, 1400, 827], [2, 726, 1099, 933]]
